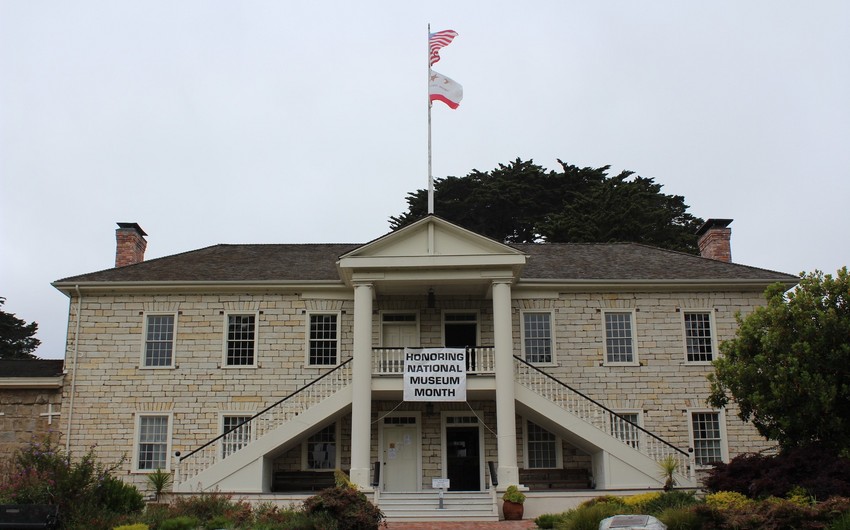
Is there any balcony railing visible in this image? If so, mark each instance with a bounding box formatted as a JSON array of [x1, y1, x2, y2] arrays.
[[372, 346, 495, 375]]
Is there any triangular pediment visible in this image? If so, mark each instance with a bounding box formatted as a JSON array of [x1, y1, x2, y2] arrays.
[[337, 216, 527, 285]]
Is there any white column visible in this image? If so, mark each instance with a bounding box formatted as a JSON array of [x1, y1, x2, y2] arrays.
[[350, 282, 374, 489], [492, 280, 520, 488]]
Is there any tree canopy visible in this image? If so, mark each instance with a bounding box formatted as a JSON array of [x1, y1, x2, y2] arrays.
[[0, 297, 41, 360], [708, 268, 850, 454], [389, 158, 704, 253]]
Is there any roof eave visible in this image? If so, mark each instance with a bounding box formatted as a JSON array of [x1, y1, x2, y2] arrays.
[[517, 277, 799, 292], [0, 375, 64, 389], [52, 280, 346, 296]]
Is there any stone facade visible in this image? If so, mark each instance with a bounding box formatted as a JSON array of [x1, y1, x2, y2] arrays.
[[59, 287, 771, 491], [0, 360, 64, 458]]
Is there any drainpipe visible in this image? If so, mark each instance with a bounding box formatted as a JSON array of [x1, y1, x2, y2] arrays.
[[64, 285, 82, 453]]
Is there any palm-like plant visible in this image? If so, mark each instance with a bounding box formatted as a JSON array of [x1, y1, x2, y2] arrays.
[[658, 456, 679, 491], [146, 469, 173, 501]]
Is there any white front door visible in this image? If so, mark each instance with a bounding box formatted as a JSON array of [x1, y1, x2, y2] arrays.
[[382, 418, 419, 492]]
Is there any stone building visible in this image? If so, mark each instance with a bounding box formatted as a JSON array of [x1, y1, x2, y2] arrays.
[[0, 360, 64, 456], [51, 217, 796, 518]]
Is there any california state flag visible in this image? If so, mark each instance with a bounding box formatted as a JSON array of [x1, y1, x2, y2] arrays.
[[429, 69, 463, 109]]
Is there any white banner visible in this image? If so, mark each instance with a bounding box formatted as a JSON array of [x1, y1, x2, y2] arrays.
[[403, 347, 466, 401]]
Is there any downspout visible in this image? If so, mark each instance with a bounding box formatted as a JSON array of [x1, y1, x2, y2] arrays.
[[64, 285, 81, 453]]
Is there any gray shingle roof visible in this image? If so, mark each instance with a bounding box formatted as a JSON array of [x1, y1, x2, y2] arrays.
[[0, 360, 64, 377], [54, 242, 797, 284]]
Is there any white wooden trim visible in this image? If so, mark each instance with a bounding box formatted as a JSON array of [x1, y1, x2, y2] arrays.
[[139, 311, 177, 369], [681, 309, 717, 364], [686, 408, 729, 467], [520, 309, 557, 366], [601, 309, 639, 367], [221, 311, 259, 368], [522, 418, 563, 469], [132, 411, 173, 473], [301, 422, 342, 471], [440, 410, 486, 491], [377, 412, 422, 491], [304, 310, 342, 367]]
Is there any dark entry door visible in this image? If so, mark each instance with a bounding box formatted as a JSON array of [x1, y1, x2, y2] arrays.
[[446, 426, 480, 491], [445, 314, 477, 372]]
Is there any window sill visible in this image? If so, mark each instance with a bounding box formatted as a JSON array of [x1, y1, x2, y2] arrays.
[[602, 361, 640, 368], [139, 365, 176, 370]]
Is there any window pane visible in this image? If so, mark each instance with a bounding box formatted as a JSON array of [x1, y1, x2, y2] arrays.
[[227, 314, 255, 366], [611, 413, 640, 449], [307, 424, 336, 469], [138, 416, 168, 470], [527, 421, 557, 468], [145, 315, 174, 367], [685, 312, 713, 362], [310, 314, 338, 365], [605, 312, 634, 363], [524, 313, 552, 364], [222, 416, 252, 458], [692, 412, 723, 465]]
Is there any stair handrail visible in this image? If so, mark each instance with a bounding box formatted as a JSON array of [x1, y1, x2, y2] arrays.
[[513, 356, 689, 458], [179, 358, 353, 464]]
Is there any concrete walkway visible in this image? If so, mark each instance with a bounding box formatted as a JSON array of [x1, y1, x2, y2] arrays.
[[384, 520, 537, 529]]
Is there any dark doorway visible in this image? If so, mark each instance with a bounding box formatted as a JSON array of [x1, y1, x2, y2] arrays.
[[446, 426, 481, 491], [445, 313, 477, 372]]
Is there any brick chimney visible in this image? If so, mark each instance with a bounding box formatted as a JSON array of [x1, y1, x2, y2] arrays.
[[115, 222, 147, 267], [696, 218, 732, 262]]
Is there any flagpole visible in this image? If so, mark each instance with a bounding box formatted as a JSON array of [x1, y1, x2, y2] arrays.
[[427, 24, 434, 215]]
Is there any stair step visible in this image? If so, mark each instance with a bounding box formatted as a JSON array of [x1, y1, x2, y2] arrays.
[[377, 492, 497, 521]]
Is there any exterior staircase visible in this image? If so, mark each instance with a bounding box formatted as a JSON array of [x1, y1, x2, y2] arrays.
[[513, 356, 696, 489], [377, 491, 498, 522], [176, 360, 353, 492]]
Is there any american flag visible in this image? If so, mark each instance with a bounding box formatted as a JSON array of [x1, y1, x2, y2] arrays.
[[429, 29, 458, 66]]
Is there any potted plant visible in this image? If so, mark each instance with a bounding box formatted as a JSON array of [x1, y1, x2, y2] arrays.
[[145, 468, 173, 502], [501, 485, 526, 520]]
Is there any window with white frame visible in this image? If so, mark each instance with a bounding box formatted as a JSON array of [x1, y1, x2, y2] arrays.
[[523, 312, 553, 364], [308, 313, 339, 366], [222, 415, 252, 459], [603, 311, 636, 364], [684, 311, 714, 362], [143, 314, 175, 367], [691, 411, 724, 465], [136, 414, 170, 471], [306, 424, 337, 470], [225, 314, 257, 366], [610, 412, 641, 449], [526, 421, 559, 469]]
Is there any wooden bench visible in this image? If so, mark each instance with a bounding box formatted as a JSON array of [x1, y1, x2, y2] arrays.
[[519, 468, 591, 490], [0, 505, 59, 529], [272, 471, 339, 492]]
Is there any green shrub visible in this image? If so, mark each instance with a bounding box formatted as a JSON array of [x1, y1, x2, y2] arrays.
[[0, 435, 144, 529], [302, 485, 383, 530], [169, 491, 240, 523], [657, 507, 702, 530], [555, 502, 627, 530], [204, 514, 233, 529], [534, 512, 566, 529], [113, 525, 149, 530], [159, 515, 200, 530], [831, 511, 850, 530], [642, 490, 700, 515], [97, 475, 145, 514]]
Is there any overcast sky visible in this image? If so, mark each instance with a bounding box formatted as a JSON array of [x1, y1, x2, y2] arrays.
[[1, 1, 848, 360]]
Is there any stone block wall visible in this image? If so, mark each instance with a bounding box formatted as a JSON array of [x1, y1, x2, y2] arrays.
[[0, 388, 63, 457]]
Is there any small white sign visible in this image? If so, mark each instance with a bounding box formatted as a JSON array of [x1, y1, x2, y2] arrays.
[[432, 478, 450, 489]]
